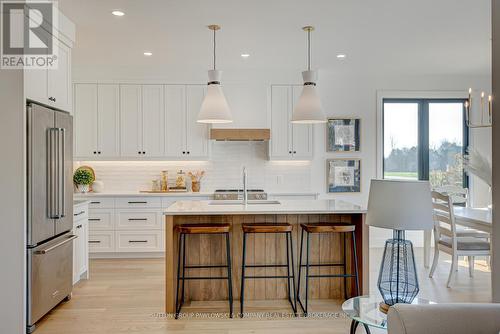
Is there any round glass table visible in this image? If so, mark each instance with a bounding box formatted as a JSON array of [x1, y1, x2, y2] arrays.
[[342, 295, 433, 333]]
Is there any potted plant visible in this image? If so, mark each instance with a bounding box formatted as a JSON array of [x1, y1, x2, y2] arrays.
[[73, 169, 95, 193]]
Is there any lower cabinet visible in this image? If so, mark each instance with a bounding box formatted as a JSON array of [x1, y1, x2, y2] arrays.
[[83, 195, 211, 258], [115, 231, 164, 252], [73, 202, 89, 284]]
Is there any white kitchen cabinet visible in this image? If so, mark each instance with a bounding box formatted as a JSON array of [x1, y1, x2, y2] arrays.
[[115, 231, 164, 252], [73, 202, 89, 285], [120, 85, 165, 158], [269, 85, 313, 160], [76, 194, 218, 258], [164, 85, 209, 159], [97, 84, 120, 157], [74, 84, 98, 157], [186, 85, 209, 158], [291, 85, 313, 159], [165, 85, 186, 157], [74, 84, 119, 158], [25, 38, 73, 112], [142, 85, 165, 157], [48, 41, 72, 111], [120, 84, 143, 157]]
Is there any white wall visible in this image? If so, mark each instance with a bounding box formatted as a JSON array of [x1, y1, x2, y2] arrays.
[[0, 70, 26, 334], [73, 67, 492, 247]]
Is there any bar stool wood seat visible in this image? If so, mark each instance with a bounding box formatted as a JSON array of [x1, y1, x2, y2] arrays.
[[300, 223, 355, 234], [242, 223, 293, 233], [240, 223, 297, 317], [175, 223, 230, 234], [175, 223, 233, 319], [297, 223, 359, 316]]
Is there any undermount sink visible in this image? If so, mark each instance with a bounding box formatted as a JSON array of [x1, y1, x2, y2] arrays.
[[208, 200, 281, 205]]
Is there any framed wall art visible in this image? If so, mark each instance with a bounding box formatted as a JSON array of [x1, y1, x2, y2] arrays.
[[327, 159, 361, 193], [327, 118, 360, 152]]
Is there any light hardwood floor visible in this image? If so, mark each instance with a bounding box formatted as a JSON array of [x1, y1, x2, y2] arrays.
[[35, 248, 491, 334]]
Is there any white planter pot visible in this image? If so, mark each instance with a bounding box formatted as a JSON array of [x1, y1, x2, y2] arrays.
[[77, 184, 90, 193]]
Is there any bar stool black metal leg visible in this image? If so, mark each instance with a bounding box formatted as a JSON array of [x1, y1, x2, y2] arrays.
[[175, 233, 185, 319], [304, 231, 310, 316], [225, 232, 233, 318], [240, 232, 247, 317], [285, 232, 291, 307], [352, 231, 360, 296], [297, 228, 305, 314], [180, 234, 187, 305], [343, 233, 348, 300], [288, 231, 297, 315]]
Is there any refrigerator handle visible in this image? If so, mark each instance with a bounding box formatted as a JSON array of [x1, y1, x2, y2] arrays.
[[55, 128, 60, 219], [47, 128, 58, 219], [59, 128, 66, 218]]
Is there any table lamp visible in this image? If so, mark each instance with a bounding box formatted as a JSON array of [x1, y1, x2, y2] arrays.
[[366, 179, 434, 313]]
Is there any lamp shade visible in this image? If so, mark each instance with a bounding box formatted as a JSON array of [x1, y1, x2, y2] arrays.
[[291, 70, 326, 124], [366, 179, 434, 230], [197, 70, 232, 124]]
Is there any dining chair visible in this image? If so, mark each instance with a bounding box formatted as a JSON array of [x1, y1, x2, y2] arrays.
[[429, 191, 491, 288], [433, 185, 469, 206]]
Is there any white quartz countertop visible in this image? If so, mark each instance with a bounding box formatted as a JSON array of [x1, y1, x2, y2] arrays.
[[73, 191, 319, 198], [73, 199, 91, 206], [164, 199, 366, 215], [74, 192, 214, 197]]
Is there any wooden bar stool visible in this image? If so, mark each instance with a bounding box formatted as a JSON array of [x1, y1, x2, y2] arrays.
[[297, 223, 359, 316], [240, 223, 297, 317], [175, 223, 233, 318]]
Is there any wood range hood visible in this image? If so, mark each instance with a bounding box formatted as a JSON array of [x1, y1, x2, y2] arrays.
[[210, 128, 271, 141]]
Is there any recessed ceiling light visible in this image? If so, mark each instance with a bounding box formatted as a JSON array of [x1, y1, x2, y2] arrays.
[[336, 54, 347, 59], [241, 53, 250, 58], [143, 51, 153, 56], [111, 10, 125, 16]]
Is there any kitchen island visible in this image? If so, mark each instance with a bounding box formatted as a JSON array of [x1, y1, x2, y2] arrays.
[[163, 199, 368, 313]]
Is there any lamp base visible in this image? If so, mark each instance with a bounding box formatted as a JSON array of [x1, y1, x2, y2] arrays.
[[379, 302, 390, 314]]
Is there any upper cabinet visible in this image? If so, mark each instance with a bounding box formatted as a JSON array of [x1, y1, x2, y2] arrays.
[[185, 86, 209, 158], [74, 83, 208, 160], [120, 85, 165, 158], [120, 85, 143, 157], [165, 85, 209, 159], [142, 85, 165, 157], [24, 11, 75, 112], [74, 84, 120, 159], [269, 85, 313, 160]]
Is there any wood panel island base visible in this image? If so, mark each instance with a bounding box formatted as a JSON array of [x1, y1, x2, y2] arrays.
[[164, 200, 368, 315]]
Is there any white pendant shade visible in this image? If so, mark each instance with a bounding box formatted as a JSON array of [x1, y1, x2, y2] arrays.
[[197, 70, 232, 124], [291, 70, 326, 123]]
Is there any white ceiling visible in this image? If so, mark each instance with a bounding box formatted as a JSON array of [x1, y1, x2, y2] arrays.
[[58, 0, 491, 77]]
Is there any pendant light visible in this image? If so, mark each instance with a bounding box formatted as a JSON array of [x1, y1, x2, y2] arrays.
[[197, 24, 233, 124], [291, 26, 326, 124]]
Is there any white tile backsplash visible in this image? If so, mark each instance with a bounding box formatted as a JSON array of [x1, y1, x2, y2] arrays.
[[74, 142, 311, 193]]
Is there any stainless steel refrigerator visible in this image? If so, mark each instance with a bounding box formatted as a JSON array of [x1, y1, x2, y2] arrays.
[[26, 103, 75, 333]]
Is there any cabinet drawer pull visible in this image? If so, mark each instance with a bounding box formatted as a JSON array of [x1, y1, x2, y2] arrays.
[[89, 218, 101, 221], [128, 201, 148, 204], [128, 218, 148, 221], [90, 201, 101, 204], [76, 224, 83, 229], [74, 210, 85, 216], [128, 240, 148, 243], [89, 240, 101, 244]]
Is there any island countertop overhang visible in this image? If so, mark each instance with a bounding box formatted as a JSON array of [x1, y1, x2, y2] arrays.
[[163, 199, 366, 215]]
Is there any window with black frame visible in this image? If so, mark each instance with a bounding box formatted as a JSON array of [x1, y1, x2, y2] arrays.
[[383, 99, 469, 192]]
